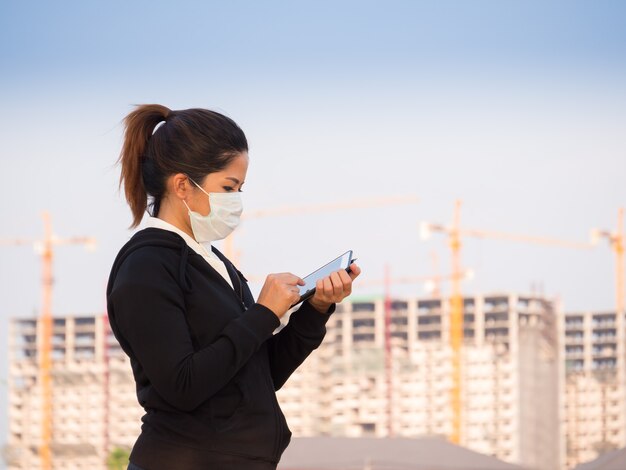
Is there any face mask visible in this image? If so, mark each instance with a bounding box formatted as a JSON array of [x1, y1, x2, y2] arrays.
[[183, 179, 243, 243]]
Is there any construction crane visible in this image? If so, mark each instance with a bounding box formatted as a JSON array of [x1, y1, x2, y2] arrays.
[[420, 199, 594, 445], [357, 265, 474, 437], [223, 194, 419, 263], [0, 212, 96, 470], [591, 207, 625, 314]]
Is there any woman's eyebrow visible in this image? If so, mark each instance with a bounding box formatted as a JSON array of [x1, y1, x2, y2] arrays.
[[225, 177, 241, 184]]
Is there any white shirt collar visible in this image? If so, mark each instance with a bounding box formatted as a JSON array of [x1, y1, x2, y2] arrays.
[[143, 216, 217, 260]]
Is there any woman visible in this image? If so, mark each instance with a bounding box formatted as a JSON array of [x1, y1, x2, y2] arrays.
[[106, 104, 361, 470]]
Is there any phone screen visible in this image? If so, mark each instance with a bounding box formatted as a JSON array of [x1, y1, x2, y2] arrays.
[[296, 250, 354, 303]]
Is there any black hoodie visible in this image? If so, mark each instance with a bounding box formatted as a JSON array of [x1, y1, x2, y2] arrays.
[[106, 228, 333, 469]]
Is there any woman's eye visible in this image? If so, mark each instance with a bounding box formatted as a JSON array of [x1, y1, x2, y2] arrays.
[[223, 186, 233, 192]]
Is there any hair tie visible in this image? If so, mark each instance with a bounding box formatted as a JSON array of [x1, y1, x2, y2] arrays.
[[152, 120, 166, 135]]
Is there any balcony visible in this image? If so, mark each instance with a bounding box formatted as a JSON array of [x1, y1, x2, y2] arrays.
[[352, 303, 376, 313], [592, 345, 617, 358], [418, 316, 441, 326], [565, 349, 585, 359], [485, 327, 509, 339], [352, 333, 375, 343], [391, 316, 408, 326], [484, 300, 509, 312], [418, 331, 441, 341], [74, 317, 96, 333], [353, 319, 376, 329], [592, 334, 617, 343], [592, 358, 617, 370], [485, 318, 509, 328], [418, 322, 443, 333], [391, 301, 408, 311], [565, 334, 584, 344], [592, 313, 616, 328]]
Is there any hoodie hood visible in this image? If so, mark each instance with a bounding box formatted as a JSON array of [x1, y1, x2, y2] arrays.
[[107, 228, 194, 296]]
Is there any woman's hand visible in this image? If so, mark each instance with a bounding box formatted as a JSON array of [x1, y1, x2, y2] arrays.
[[308, 262, 361, 313], [257, 273, 305, 319]]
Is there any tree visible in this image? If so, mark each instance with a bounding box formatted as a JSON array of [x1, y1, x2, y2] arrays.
[[107, 447, 131, 470]]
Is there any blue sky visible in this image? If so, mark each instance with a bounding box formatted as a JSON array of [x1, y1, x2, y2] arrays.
[[4, 1, 626, 87], [1, 0, 626, 460]]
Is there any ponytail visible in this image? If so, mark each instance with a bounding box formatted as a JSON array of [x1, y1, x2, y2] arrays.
[[117, 104, 248, 228], [118, 104, 171, 228]]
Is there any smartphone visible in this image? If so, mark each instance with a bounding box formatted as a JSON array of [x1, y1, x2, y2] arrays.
[[291, 250, 355, 307]]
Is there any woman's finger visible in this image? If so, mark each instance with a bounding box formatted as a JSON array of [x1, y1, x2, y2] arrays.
[[277, 273, 305, 286], [322, 276, 333, 298], [348, 263, 361, 280], [338, 269, 352, 296], [330, 271, 343, 297], [338, 268, 352, 284]]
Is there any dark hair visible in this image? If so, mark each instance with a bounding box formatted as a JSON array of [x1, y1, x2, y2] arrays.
[[118, 104, 248, 227]]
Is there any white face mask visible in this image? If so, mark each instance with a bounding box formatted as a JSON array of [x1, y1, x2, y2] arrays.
[[183, 179, 243, 243]]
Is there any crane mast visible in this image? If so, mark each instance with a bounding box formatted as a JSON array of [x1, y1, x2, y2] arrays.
[[421, 200, 594, 445], [1, 213, 96, 469]]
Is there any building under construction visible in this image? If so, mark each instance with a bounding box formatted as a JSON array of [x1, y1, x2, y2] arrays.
[[561, 310, 626, 469], [4, 314, 142, 469], [277, 293, 561, 470], [4, 297, 625, 470]]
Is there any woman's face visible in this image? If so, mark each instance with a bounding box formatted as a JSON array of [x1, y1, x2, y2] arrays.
[[186, 152, 249, 217]]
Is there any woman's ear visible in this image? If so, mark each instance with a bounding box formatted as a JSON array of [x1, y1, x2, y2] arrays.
[[169, 173, 191, 200]]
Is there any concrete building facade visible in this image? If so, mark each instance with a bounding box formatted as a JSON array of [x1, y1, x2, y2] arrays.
[[6, 298, 624, 470], [560, 310, 626, 469], [5, 314, 142, 470], [277, 293, 561, 470]]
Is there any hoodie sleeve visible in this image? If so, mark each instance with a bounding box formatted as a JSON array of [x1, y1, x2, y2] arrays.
[[108, 249, 280, 412], [265, 300, 335, 390]]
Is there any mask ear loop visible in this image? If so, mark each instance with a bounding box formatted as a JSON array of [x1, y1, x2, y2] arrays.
[[184, 177, 212, 215], [188, 176, 211, 198], [181, 176, 195, 213]]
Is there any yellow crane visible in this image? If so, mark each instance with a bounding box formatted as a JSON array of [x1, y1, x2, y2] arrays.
[[420, 199, 594, 445], [0, 212, 96, 470], [356, 265, 474, 437], [591, 207, 625, 314]]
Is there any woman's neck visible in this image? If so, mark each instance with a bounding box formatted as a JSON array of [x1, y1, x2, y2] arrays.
[[156, 198, 196, 241]]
